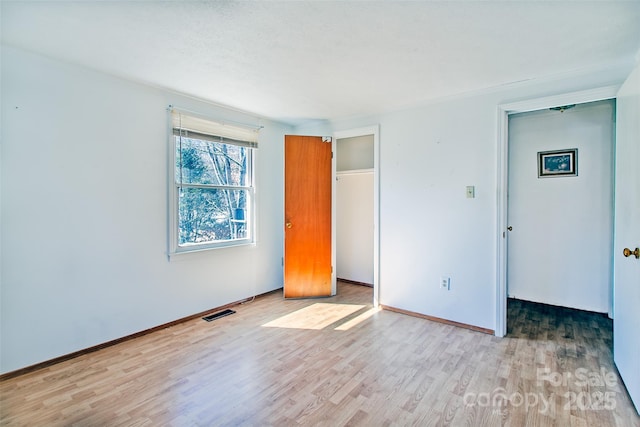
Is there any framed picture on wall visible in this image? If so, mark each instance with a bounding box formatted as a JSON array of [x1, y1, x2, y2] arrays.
[[537, 149, 578, 178]]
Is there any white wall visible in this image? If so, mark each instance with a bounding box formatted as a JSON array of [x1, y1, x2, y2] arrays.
[[507, 100, 614, 312], [0, 46, 289, 373], [296, 67, 631, 331]]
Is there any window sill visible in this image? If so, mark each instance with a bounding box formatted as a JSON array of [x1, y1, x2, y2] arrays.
[[168, 239, 255, 260]]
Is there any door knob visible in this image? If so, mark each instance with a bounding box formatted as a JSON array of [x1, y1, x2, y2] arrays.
[[286, 222, 292, 229], [623, 247, 639, 259], [507, 226, 513, 231]]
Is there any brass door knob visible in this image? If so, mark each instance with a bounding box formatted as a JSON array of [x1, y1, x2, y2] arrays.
[[286, 222, 292, 229], [623, 247, 640, 259]]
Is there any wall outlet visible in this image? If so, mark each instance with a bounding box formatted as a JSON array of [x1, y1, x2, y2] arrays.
[[440, 276, 450, 290]]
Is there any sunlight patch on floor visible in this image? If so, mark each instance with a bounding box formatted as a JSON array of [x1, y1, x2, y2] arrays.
[[261, 303, 365, 330], [334, 307, 379, 331]]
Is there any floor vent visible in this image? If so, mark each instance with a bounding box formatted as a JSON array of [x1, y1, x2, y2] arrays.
[[202, 309, 236, 322]]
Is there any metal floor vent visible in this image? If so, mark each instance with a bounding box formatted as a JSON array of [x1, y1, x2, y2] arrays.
[[202, 309, 235, 322]]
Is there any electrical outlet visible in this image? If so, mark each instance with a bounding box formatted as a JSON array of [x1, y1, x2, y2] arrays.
[[440, 276, 450, 290]]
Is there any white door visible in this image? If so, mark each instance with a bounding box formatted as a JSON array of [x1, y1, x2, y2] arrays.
[[613, 65, 640, 412], [507, 102, 614, 312]]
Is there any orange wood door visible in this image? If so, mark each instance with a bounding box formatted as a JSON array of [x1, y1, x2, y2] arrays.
[[284, 135, 332, 298]]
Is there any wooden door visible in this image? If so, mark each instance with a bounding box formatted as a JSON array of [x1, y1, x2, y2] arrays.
[[613, 67, 640, 412], [284, 135, 332, 298]]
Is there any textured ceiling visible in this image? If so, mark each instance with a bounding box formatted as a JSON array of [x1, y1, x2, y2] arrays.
[[2, 1, 640, 125]]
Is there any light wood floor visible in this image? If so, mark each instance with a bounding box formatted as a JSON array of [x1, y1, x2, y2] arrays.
[[1, 282, 638, 426]]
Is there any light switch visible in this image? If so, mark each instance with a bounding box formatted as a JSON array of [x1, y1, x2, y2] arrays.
[[466, 186, 475, 198]]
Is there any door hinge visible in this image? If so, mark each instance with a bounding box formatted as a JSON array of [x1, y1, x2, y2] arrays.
[[331, 151, 334, 159], [331, 266, 334, 273]]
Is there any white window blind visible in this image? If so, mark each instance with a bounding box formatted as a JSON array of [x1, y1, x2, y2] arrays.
[[171, 109, 259, 148]]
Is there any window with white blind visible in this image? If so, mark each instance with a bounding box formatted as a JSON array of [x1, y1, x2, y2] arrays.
[[169, 109, 258, 253]]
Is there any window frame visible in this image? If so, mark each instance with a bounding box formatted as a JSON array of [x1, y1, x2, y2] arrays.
[[168, 109, 258, 256]]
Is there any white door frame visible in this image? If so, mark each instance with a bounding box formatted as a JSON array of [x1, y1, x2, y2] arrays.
[[495, 86, 618, 337], [333, 126, 381, 307]]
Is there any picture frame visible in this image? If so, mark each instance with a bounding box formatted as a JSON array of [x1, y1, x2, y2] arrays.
[[537, 148, 578, 178]]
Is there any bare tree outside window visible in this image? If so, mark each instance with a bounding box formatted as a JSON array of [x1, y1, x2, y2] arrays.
[[176, 136, 252, 246]]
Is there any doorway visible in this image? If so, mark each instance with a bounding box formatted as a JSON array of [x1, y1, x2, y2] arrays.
[[336, 135, 374, 287], [495, 86, 619, 337], [333, 126, 380, 307], [506, 100, 615, 313]]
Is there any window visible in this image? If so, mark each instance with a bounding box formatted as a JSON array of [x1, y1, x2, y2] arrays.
[[170, 109, 258, 253]]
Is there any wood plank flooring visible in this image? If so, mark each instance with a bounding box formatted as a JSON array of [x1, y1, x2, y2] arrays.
[[1, 282, 638, 426]]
